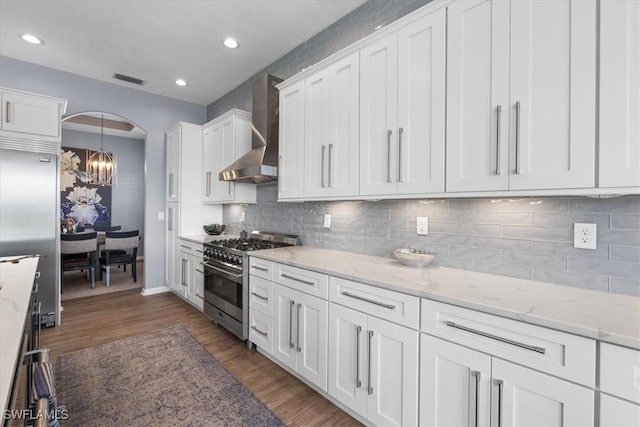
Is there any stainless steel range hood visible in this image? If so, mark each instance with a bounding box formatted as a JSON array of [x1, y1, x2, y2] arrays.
[[219, 74, 283, 184]]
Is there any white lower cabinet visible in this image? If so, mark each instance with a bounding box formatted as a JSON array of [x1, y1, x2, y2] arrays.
[[273, 283, 328, 391], [420, 334, 594, 427], [176, 239, 204, 311], [600, 394, 640, 427], [329, 302, 419, 426]]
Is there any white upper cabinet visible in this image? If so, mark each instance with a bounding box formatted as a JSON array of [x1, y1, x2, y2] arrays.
[[360, 9, 446, 197], [201, 109, 256, 204], [0, 88, 66, 141], [278, 81, 305, 200], [166, 126, 181, 202], [508, 0, 596, 190], [446, 0, 510, 192], [305, 52, 360, 198], [447, 0, 596, 192], [599, 0, 640, 188]]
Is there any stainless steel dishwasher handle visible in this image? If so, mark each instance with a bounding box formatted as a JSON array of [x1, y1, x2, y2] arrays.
[[341, 291, 395, 310], [444, 321, 546, 354]]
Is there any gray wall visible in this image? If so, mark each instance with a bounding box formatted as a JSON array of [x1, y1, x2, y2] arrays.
[[224, 188, 640, 297], [212, 0, 640, 297], [61, 129, 145, 255], [1, 56, 206, 289]]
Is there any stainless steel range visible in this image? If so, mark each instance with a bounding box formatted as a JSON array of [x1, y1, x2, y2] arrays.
[[202, 231, 297, 342]]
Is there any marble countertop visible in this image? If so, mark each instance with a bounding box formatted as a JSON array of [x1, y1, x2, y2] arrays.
[[179, 234, 239, 245], [1, 256, 39, 411], [250, 246, 640, 350]]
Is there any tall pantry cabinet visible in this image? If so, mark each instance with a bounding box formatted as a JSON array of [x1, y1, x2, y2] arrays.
[[165, 122, 222, 292]]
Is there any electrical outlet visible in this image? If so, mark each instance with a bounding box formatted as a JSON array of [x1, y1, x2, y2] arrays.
[[324, 214, 332, 228], [574, 223, 597, 249], [417, 217, 429, 235], [240, 211, 246, 223]]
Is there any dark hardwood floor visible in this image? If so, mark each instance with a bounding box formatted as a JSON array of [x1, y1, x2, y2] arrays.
[[42, 289, 360, 426]]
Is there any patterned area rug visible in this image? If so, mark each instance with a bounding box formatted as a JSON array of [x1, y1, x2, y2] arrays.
[[55, 326, 285, 427]]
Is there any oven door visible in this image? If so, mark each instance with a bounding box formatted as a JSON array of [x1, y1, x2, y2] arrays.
[[203, 261, 244, 322]]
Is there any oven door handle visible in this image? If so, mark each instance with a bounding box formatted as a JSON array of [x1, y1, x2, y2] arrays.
[[201, 261, 244, 280]]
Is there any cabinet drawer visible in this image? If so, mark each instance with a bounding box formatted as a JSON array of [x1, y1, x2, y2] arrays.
[[178, 240, 196, 255], [249, 257, 274, 281], [275, 263, 328, 299], [601, 343, 640, 403], [249, 276, 274, 317], [330, 277, 420, 329], [421, 299, 596, 387], [249, 310, 273, 355]]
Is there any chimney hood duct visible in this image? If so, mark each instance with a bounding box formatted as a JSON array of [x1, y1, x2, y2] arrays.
[[219, 74, 283, 184]]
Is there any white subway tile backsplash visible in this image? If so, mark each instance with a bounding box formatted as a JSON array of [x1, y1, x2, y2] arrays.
[[611, 214, 640, 230], [609, 279, 640, 297], [610, 246, 640, 263], [474, 212, 533, 225], [568, 258, 640, 281], [533, 212, 610, 229], [502, 225, 572, 242], [501, 252, 567, 272], [532, 241, 609, 260]]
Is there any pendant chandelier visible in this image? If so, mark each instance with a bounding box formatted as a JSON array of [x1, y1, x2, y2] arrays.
[[87, 114, 116, 186]]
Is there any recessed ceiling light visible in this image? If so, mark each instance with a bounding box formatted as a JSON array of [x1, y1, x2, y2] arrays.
[[223, 38, 239, 49], [21, 34, 44, 45], [175, 79, 188, 87]]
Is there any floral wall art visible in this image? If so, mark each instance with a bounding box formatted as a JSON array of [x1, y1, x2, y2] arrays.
[[60, 147, 112, 228]]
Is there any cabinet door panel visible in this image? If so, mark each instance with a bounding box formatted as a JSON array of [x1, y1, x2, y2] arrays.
[[278, 82, 305, 199], [600, 394, 640, 427], [446, 0, 510, 192], [367, 316, 418, 427], [492, 359, 594, 427], [215, 117, 235, 201], [296, 292, 328, 391], [509, 0, 596, 190], [202, 127, 215, 202], [273, 285, 297, 370], [420, 334, 491, 427], [360, 33, 398, 196], [327, 53, 359, 197], [304, 71, 330, 198], [1, 91, 61, 138], [166, 127, 181, 201], [397, 8, 446, 194], [328, 303, 367, 418], [599, 0, 640, 188]]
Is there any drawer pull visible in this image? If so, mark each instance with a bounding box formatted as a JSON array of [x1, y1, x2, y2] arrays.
[[472, 371, 481, 427], [341, 291, 396, 310], [496, 379, 504, 427], [179, 244, 192, 250], [444, 321, 546, 354], [356, 325, 362, 388], [251, 325, 268, 337], [251, 265, 269, 272], [367, 330, 374, 395], [281, 273, 315, 286], [251, 292, 268, 301], [195, 269, 204, 274]]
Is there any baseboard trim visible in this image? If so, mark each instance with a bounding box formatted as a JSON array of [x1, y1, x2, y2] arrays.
[[140, 286, 171, 296]]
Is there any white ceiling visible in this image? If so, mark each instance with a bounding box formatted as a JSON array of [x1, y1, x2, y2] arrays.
[[0, 0, 366, 106]]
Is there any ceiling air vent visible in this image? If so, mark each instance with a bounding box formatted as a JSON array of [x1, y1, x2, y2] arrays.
[[113, 73, 145, 86]]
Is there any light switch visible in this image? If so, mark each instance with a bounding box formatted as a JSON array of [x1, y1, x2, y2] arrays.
[[324, 214, 332, 228], [417, 217, 429, 235], [240, 211, 246, 223], [158, 211, 165, 221]]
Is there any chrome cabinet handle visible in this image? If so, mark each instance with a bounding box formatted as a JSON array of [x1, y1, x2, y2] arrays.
[[367, 330, 374, 395], [341, 291, 395, 310], [181, 259, 187, 285], [515, 101, 521, 174], [472, 371, 481, 427], [251, 325, 268, 337], [281, 273, 315, 286], [195, 269, 204, 274], [205, 171, 212, 197], [296, 303, 302, 353], [228, 181, 232, 195], [179, 244, 191, 250], [251, 292, 268, 301], [5, 101, 10, 123], [328, 143, 333, 188], [289, 300, 295, 349], [398, 127, 404, 182], [321, 145, 326, 188], [356, 325, 362, 388], [496, 379, 504, 427], [387, 130, 393, 183], [168, 208, 173, 231], [444, 321, 546, 354], [496, 105, 502, 175], [251, 265, 268, 272]]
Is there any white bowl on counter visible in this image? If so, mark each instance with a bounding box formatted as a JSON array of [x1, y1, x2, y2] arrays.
[[393, 248, 436, 268]]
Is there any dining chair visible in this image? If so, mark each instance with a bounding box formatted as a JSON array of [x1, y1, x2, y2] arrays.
[[92, 225, 122, 232], [98, 230, 139, 287], [60, 232, 98, 292]]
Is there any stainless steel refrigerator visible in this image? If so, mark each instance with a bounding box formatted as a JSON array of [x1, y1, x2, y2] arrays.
[[0, 148, 58, 326]]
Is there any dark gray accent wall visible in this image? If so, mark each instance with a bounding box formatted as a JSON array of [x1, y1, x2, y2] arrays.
[[212, 1, 640, 297], [1, 56, 206, 289], [62, 129, 145, 255]]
